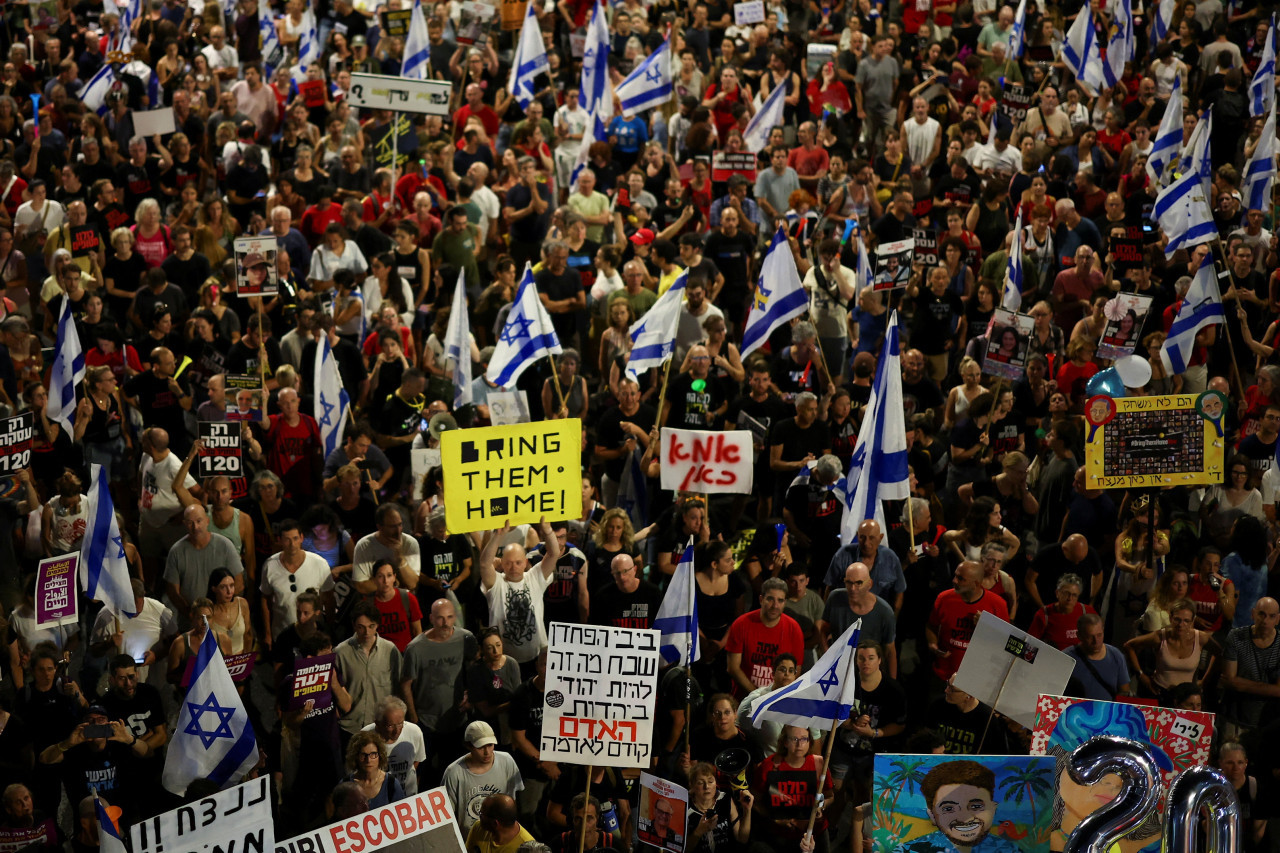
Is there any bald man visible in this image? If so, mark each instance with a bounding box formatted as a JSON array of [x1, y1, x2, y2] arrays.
[[591, 553, 663, 630], [926, 560, 1009, 683], [163, 503, 243, 625], [402, 599, 477, 736], [477, 521, 562, 673], [124, 346, 193, 457], [825, 519, 907, 613], [1026, 533, 1103, 611], [137, 427, 201, 583], [820, 562, 898, 677], [1220, 596, 1280, 740]]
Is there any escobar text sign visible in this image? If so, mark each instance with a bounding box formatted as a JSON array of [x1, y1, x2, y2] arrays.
[[660, 428, 753, 493], [132, 777, 272, 853], [541, 623, 660, 769], [275, 788, 466, 853], [441, 419, 582, 534]]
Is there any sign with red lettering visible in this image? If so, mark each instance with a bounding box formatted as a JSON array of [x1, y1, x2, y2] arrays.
[[274, 788, 466, 853], [660, 428, 753, 494]]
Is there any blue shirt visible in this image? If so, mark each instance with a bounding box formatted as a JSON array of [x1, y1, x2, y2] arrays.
[[1223, 552, 1268, 629], [824, 543, 906, 598], [1065, 644, 1130, 701], [608, 116, 648, 153]]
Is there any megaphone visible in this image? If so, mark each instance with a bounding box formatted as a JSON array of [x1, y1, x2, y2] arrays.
[[715, 748, 751, 791], [428, 411, 458, 441]]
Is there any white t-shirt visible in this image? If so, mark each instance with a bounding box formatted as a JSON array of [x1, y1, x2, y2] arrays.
[[483, 569, 551, 663], [352, 533, 422, 583], [15, 199, 65, 236], [472, 185, 501, 239], [259, 551, 335, 639], [139, 453, 195, 528], [902, 117, 942, 168], [91, 596, 176, 682], [361, 720, 427, 795], [554, 104, 590, 155]]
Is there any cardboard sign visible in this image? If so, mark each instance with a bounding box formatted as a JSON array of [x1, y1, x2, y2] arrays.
[[440, 419, 583, 533], [225, 375, 264, 422], [273, 788, 467, 853], [0, 412, 33, 473], [1096, 293, 1153, 360], [1032, 697, 1215, 853], [710, 151, 757, 183], [541, 622, 661, 768], [638, 773, 689, 853], [132, 778, 272, 853], [500, 0, 527, 29], [198, 421, 243, 480], [69, 224, 100, 258], [982, 307, 1034, 381], [133, 107, 176, 137], [348, 73, 453, 116], [380, 7, 413, 35], [660, 428, 753, 494], [289, 653, 335, 713], [1109, 235, 1145, 271], [873, 754, 1055, 853], [298, 79, 327, 108], [35, 554, 78, 628], [998, 82, 1034, 127], [911, 228, 938, 266], [952, 612, 1075, 730], [873, 238, 913, 290], [733, 0, 765, 24], [1084, 393, 1224, 488], [410, 447, 442, 508], [234, 236, 279, 297]]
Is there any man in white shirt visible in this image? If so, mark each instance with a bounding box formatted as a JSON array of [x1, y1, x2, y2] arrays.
[[467, 163, 501, 246], [978, 125, 1023, 177], [260, 519, 335, 645], [89, 577, 177, 684], [138, 428, 197, 586], [675, 278, 724, 364], [14, 180, 65, 245], [200, 27, 240, 92], [361, 696, 427, 796], [476, 520, 561, 671], [553, 87, 589, 192], [352, 503, 421, 594], [902, 97, 942, 177]]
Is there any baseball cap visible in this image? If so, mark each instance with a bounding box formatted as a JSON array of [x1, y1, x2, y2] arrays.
[[84, 704, 109, 720], [629, 228, 655, 246], [351, 35, 367, 47], [242, 251, 269, 268], [465, 720, 497, 747]]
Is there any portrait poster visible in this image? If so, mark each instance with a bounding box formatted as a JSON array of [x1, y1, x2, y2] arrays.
[[638, 773, 688, 853], [982, 308, 1034, 381], [1084, 393, 1224, 488], [1096, 293, 1153, 360], [457, 0, 496, 44], [234, 236, 278, 297], [873, 238, 914, 291], [871, 753, 1055, 853], [1030, 696, 1215, 853], [225, 374, 264, 422]]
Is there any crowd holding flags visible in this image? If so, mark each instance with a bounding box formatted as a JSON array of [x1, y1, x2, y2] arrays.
[[47, 294, 84, 435], [80, 464, 138, 619], [744, 78, 789, 153], [1161, 251, 1224, 375], [487, 265, 564, 388], [314, 335, 351, 459], [570, 0, 612, 191], [509, 0, 549, 111], [615, 33, 673, 116], [741, 227, 809, 357], [1250, 15, 1277, 118], [654, 539, 700, 666], [1147, 73, 1183, 184], [1061, 0, 1132, 94], [1155, 107, 1217, 257], [625, 269, 689, 380]]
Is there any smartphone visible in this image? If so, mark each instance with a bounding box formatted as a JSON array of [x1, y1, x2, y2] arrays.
[[83, 724, 114, 739]]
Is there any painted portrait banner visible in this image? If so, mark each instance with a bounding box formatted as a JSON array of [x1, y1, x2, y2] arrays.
[[1084, 393, 1225, 488]]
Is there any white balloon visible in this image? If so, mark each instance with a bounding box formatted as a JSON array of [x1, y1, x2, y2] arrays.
[[1114, 355, 1152, 388]]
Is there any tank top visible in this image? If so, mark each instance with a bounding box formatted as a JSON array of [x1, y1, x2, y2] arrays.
[[132, 225, 170, 268], [209, 506, 243, 556], [1154, 632, 1200, 689], [83, 393, 123, 445], [45, 498, 89, 554], [212, 602, 247, 653]]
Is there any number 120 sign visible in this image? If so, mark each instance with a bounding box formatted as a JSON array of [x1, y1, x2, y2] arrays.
[[660, 428, 753, 494], [0, 412, 34, 473]]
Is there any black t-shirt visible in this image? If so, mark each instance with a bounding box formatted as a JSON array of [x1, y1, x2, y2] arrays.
[[926, 698, 1009, 755], [932, 173, 980, 207], [535, 267, 583, 341], [225, 337, 283, 379], [329, 495, 378, 542], [901, 376, 945, 418], [835, 675, 908, 755], [122, 371, 191, 447], [664, 372, 725, 429], [133, 283, 189, 327], [770, 417, 832, 465], [58, 742, 138, 816], [911, 289, 964, 355], [115, 157, 163, 211], [703, 230, 755, 304], [161, 253, 212, 301], [226, 164, 269, 224], [508, 679, 545, 776], [595, 403, 656, 480], [589, 580, 664, 629], [1030, 546, 1103, 607], [771, 349, 825, 401]]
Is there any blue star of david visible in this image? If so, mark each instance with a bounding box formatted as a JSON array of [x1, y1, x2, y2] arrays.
[[815, 660, 841, 695], [318, 391, 335, 428], [584, 47, 596, 65], [645, 63, 662, 84], [184, 693, 236, 748], [501, 314, 535, 344], [111, 535, 125, 560]]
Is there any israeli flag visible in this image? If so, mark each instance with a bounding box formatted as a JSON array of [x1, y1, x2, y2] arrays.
[[486, 264, 563, 388], [741, 227, 808, 357], [80, 63, 116, 117], [570, 100, 607, 192], [615, 34, 673, 115], [653, 537, 701, 666], [94, 795, 126, 853], [1152, 0, 1176, 45], [743, 76, 788, 153], [841, 310, 909, 542], [80, 465, 138, 618], [1244, 100, 1277, 213], [1250, 14, 1276, 118], [1009, 0, 1027, 58], [444, 270, 473, 409], [508, 0, 548, 110], [748, 619, 861, 731], [260, 16, 282, 79], [1102, 0, 1133, 88], [580, 0, 611, 117], [1179, 105, 1214, 193], [854, 222, 873, 291], [1160, 250, 1223, 375], [1146, 73, 1183, 183], [402, 0, 432, 80], [625, 268, 687, 380], [1155, 169, 1217, 257], [115, 0, 142, 52], [314, 335, 350, 459], [47, 292, 84, 434], [292, 2, 320, 85], [162, 621, 258, 794], [1061, 8, 1105, 94], [1004, 208, 1024, 312]]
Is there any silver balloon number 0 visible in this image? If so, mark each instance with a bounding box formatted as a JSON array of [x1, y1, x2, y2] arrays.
[[1162, 765, 1240, 853]]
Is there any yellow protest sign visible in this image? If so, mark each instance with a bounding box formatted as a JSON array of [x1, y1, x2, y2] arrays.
[[441, 419, 582, 533], [1083, 392, 1225, 489]]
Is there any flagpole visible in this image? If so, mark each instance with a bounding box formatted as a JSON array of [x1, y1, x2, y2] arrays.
[[548, 352, 569, 414], [656, 353, 676, 419], [1209, 238, 1250, 400], [804, 642, 859, 839], [976, 654, 1017, 753]]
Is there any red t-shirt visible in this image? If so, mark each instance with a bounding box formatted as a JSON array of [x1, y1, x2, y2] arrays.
[[86, 345, 143, 383], [928, 588, 1009, 680], [300, 203, 344, 246], [787, 145, 830, 180], [265, 413, 321, 498], [724, 610, 804, 696], [452, 105, 501, 141], [1028, 602, 1096, 651], [373, 591, 423, 651], [1187, 575, 1232, 632]]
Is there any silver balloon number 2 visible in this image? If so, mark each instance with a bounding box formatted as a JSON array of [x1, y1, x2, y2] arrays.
[[1062, 736, 1163, 853], [1063, 735, 1243, 853]]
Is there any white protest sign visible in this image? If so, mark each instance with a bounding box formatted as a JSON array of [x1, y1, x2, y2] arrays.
[[132, 777, 273, 853], [273, 788, 466, 853], [659, 428, 753, 494], [952, 611, 1076, 730], [410, 446, 442, 505], [541, 623, 661, 768], [133, 107, 176, 137], [733, 0, 764, 24]]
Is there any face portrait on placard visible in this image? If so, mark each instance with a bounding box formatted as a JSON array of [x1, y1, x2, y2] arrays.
[[235, 239, 279, 294], [637, 787, 685, 853]]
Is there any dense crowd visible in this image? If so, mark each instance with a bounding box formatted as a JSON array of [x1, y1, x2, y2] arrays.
[[3, 0, 1280, 851]]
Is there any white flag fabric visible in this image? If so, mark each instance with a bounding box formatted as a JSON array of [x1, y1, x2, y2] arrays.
[[47, 292, 85, 434], [1160, 250, 1224, 375], [81, 62, 116, 117], [743, 78, 788, 153], [615, 34, 673, 115], [854, 224, 874, 291], [741, 227, 808, 357], [444, 270, 473, 408], [297, 3, 319, 70], [1102, 0, 1133, 87], [314, 336, 351, 458], [1147, 73, 1183, 183], [509, 0, 549, 110], [260, 16, 282, 79], [487, 265, 563, 388], [1156, 108, 1215, 257], [1003, 208, 1024, 312], [401, 0, 432, 79], [1061, 9, 1105, 93], [653, 537, 701, 666], [1152, 0, 1176, 44], [162, 623, 259, 794], [115, 0, 142, 51], [80, 465, 138, 618], [569, 101, 606, 192], [625, 268, 687, 380], [748, 619, 861, 731], [842, 310, 909, 542], [1244, 99, 1277, 213], [1250, 14, 1276, 118], [580, 0, 611, 117], [1008, 0, 1027, 57]]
